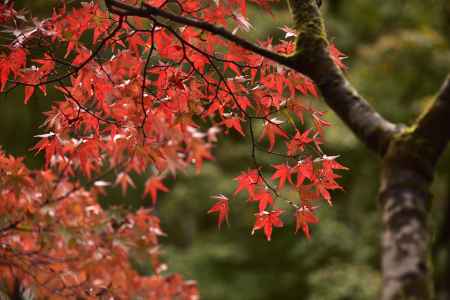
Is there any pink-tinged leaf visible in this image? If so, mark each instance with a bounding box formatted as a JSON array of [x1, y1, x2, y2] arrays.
[[232, 11, 253, 32], [252, 209, 284, 241], [279, 25, 297, 39], [207, 194, 229, 229], [144, 177, 169, 205], [312, 111, 331, 132]]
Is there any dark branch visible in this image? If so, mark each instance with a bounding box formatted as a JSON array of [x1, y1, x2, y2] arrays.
[[10, 17, 123, 88], [104, 0, 291, 67], [308, 53, 399, 155], [412, 75, 450, 166]]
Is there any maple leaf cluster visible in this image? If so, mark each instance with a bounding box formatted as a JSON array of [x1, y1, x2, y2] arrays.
[[0, 149, 197, 299], [0, 0, 347, 297]]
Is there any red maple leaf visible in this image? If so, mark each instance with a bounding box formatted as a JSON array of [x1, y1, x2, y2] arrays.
[[286, 129, 313, 155], [328, 43, 347, 70], [321, 156, 349, 173], [115, 172, 136, 195], [271, 163, 292, 189], [259, 118, 288, 151], [251, 190, 274, 212], [295, 75, 318, 97], [295, 158, 315, 186], [295, 206, 319, 239], [144, 177, 169, 205], [223, 117, 245, 136], [234, 169, 262, 198], [208, 194, 230, 229], [251, 209, 284, 241], [312, 111, 331, 132]]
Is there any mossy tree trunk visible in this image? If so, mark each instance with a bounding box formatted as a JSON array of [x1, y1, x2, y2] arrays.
[[379, 135, 434, 300], [378, 75, 450, 299]]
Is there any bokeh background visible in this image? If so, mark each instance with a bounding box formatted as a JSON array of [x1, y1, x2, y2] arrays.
[[2, 1, 450, 299]]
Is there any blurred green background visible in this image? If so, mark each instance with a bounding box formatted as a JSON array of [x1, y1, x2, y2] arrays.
[[2, 1, 450, 299]]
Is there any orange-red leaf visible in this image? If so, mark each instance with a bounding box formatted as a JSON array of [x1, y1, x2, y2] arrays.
[[207, 194, 229, 229], [144, 177, 169, 205], [252, 209, 283, 241], [234, 169, 262, 197], [295, 158, 315, 186], [271, 163, 292, 189], [259, 119, 288, 151], [223, 117, 245, 136], [251, 190, 273, 212], [329, 43, 347, 70], [295, 206, 319, 239]]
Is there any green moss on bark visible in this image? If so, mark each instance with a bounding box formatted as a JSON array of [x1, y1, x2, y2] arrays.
[[287, 0, 328, 55]]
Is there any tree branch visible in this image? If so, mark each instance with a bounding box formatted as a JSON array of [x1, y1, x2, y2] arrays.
[[412, 75, 450, 167], [286, 0, 398, 155], [104, 0, 291, 66], [377, 75, 450, 300]]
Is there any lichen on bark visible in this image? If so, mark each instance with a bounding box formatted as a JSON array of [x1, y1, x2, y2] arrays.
[[287, 0, 327, 57]]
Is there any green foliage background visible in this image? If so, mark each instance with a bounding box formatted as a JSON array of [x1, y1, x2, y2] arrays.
[[2, 1, 450, 299]]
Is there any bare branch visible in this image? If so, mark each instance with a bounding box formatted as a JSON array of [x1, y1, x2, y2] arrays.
[[412, 75, 450, 166], [104, 0, 291, 67]]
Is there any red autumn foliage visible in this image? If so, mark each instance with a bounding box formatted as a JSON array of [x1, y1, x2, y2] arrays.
[[252, 209, 284, 241], [0, 0, 347, 298], [208, 194, 230, 229]]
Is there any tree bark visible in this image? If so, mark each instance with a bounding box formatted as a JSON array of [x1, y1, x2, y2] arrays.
[[379, 136, 433, 300], [433, 176, 450, 300], [379, 77, 450, 300]]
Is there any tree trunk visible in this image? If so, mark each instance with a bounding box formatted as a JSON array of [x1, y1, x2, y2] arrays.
[[434, 178, 450, 300], [379, 135, 435, 300]]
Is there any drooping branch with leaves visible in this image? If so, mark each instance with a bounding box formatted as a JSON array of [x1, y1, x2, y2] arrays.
[[0, 0, 448, 299]]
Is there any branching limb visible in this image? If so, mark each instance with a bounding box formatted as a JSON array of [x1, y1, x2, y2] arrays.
[[287, 0, 398, 155]]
